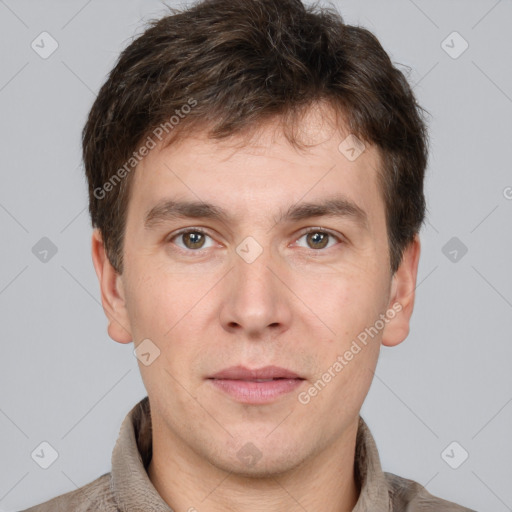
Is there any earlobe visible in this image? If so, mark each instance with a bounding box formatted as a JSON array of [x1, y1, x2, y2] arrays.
[[381, 235, 421, 347], [91, 229, 133, 344]]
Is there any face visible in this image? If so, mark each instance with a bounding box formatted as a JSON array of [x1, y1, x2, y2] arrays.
[[92, 105, 420, 477]]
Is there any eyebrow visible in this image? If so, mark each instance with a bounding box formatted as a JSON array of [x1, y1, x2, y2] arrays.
[[143, 195, 369, 231]]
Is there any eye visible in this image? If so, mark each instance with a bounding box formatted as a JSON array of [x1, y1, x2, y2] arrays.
[[169, 228, 216, 251], [294, 228, 342, 250]]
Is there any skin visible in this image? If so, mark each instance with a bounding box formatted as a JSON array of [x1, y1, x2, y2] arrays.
[[92, 104, 420, 512]]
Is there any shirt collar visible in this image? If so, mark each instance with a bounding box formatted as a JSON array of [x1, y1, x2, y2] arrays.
[[111, 397, 391, 511]]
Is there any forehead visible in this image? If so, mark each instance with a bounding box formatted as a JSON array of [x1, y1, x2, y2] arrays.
[[127, 110, 385, 233]]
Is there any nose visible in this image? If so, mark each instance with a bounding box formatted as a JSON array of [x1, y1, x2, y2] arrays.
[[218, 246, 292, 338]]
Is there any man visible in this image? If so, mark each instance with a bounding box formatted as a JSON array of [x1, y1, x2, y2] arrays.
[[23, 0, 476, 510]]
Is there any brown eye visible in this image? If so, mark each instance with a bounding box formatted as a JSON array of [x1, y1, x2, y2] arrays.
[[182, 231, 206, 249], [170, 229, 214, 251], [295, 229, 341, 251], [306, 232, 329, 249]]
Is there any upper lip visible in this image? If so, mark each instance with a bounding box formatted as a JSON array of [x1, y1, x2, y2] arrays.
[[208, 365, 303, 380]]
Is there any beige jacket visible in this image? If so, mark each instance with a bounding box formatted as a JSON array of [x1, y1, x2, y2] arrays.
[[22, 397, 476, 511]]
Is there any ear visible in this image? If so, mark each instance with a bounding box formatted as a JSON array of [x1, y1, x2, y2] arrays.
[[381, 234, 421, 347], [91, 228, 133, 344]]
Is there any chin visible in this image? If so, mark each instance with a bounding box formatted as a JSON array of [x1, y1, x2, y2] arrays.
[[209, 436, 309, 479], [215, 454, 307, 480]]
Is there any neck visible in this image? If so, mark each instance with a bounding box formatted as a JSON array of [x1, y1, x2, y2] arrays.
[[147, 417, 360, 512]]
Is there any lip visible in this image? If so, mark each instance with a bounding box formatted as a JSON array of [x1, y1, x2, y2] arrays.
[[207, 365, 305, 404], [208, 365, 302, 380]]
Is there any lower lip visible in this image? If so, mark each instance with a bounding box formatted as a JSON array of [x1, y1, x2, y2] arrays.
[[208, 378, 304, 404]]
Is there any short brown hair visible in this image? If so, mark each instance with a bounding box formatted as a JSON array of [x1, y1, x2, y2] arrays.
[[82, 0, 428, 275]]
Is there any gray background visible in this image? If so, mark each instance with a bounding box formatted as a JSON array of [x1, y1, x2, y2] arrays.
[[0, 0, 511, 510]]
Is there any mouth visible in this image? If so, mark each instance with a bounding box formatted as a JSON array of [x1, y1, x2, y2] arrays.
[[208, 365, 304, 380], [207, 365, 305, 404]]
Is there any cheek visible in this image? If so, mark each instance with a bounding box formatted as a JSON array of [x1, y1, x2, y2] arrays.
[[123, 262, 186, 340], [125, 260, 223, 353], [295, 265, 386, 335]]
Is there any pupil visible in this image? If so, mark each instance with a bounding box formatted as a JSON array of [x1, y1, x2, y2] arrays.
[[185, 232, 204, 248], [308, 232, 328, 249]]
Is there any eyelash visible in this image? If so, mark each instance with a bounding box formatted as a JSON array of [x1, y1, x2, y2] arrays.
[[167, 227, 344, 254]]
